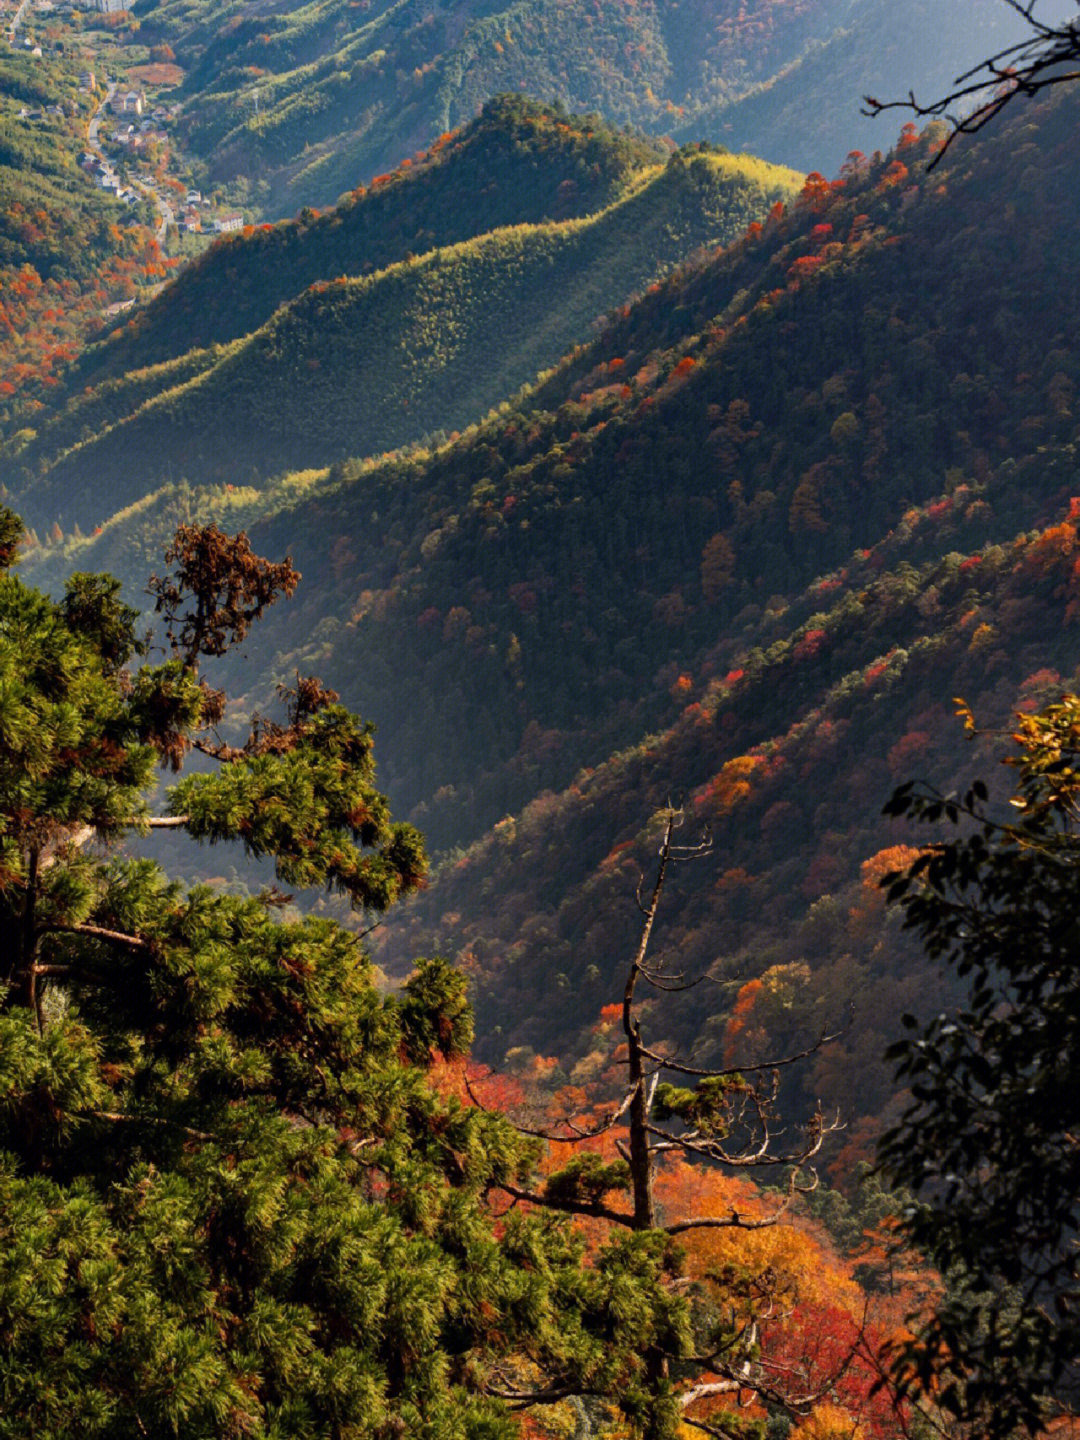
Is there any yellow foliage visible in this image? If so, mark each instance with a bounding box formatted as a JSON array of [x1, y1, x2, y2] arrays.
[[653, 1159, 861, 1316], [859, 844, 923, 890], [697, 753, 764, 815], [790, 1401, 865, 1439]]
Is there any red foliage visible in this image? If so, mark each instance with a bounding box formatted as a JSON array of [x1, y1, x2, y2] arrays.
[[877, 159, 910, 190], [787, 253, 826, 284], [886, 731, 932, 776], [793, 628, 827, 662], [507, 582, 538, 614]]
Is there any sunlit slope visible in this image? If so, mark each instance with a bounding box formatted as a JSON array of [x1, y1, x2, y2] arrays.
[[189, 90, 1080, 854], [4, 97, 665, 490], [16, 148, 800, 532], [68, 97, 670, 384]]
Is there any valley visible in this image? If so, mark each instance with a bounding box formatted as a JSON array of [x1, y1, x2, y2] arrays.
[[2, 1, 1080, 1436]]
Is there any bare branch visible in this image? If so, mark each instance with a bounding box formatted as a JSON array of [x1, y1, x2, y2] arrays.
[[863, 5, 1080, 167], [678, 1379, 740, 1408], [484, 1379, 599, 1408], [78, 1109, 212, 1142], [639, 966, 709, 994], [492, 1179, 635, 1228], [665, 1167, 812, 1235], [648, 1104, 835, 1172], [638, 1007, 852, 1080], [680, 1413, 743, 1439], [38, 921, 154, 951]]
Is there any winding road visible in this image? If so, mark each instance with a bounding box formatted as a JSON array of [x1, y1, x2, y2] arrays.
[[6, 0, 31, 44], [87, 79, 117, 144]]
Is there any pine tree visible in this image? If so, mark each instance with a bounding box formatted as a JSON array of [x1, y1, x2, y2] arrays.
[[0, 512, 667, 1440]]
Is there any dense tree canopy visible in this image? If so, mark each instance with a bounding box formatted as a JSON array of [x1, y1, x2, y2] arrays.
[[0, 512, 682, 1438], [880, 696, 1080, 1436]]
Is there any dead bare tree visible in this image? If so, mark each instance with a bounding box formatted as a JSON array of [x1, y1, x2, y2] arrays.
[[469, 806, 848, 1439], [863, 0, 1080, 166]]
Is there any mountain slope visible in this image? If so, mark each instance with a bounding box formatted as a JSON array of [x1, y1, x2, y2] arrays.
[[673, 0, 1078, 172], [207, 90, 1078, 847], [0, 45, 163, 422], [132, 0, 1074, 210], [25, 84, 1080, 842], [18, 91, 1080, 1164], [374, 480, 1080, 1159], [12, 143, 800, 531], [65, 96, 671, 384]]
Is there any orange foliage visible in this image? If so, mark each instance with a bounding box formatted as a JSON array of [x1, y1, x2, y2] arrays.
[[877, 160, 910, 190], [858, 845, 925, 901], [0, 231, 165, 414], [694, 754, 763, 817], [722, 977, 763, 1055], [788, 253, 826, 284], [798, 172, 833, 211]]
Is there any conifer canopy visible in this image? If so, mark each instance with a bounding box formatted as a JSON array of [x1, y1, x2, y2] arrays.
[[0, 512, 668, 1439]]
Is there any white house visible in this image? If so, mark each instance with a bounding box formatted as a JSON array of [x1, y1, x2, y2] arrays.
[[112, 89, 144, 115]]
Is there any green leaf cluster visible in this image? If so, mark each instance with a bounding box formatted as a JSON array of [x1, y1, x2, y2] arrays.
[[651, 1077, 744, 1138]]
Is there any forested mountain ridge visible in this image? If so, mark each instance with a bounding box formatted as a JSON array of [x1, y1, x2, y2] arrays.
[[21, 83, 1079, 859], [130, 0, 1072, 211], [18, 86, 1077, 1174], [377, 468, 1080, 1149], [55, 96, 672, 387], [7, 129, 799, 534], [192, 92, 1077, 837], [0, 96, 671, 490]]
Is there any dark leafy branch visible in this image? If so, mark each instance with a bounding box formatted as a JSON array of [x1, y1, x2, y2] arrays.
[[878, 694, 1080, 1437]]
